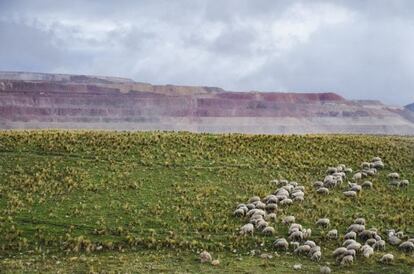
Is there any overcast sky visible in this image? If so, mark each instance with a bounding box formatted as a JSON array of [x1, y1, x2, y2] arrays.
[[0, 0, 413, 105]]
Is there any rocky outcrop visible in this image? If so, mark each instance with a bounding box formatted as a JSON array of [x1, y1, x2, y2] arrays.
[[1, 71, 414, 135], [405, 103, 414, 112]]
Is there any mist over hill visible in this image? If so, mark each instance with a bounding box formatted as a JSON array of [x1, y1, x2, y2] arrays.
[[1, 71, 414, 135]]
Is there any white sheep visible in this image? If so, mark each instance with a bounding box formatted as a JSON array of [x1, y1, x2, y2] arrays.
[[399, 241, 414, 252], [255, 201, 266, 210], [310, 250, 322, 261], [262, 226, 275, 236], [290, 241, 300, 250], [233, 208, 245, 217], [332, 247, 347, 257], [273, 238, 289, 251], [343, 239, 357, 247], [313, 181, 324, 188], [316, 187, 330, 195], [349, 184, 362, 192], [309, 245, 321, 256], [282, 215, 295, 225], [361, 245, 374, 258], [400, 179, 409, 187], [373, 239, 385, 251], [289, 231, 304, 241], [353, 172, 362, 181], [280, 198, 293, 206], [199, 251, 212, 263], [294, 245, 311, 255], [303, 228, 312, 240], [293, 196, 304, 203], [265, 213, 277, 222], [388, 235, 402, 246], [346, 242, 362, 251], [320, 266, 331, 274], [265, 203, 277, 212], [249, 196, 261, 203], [344, 231, 357, 240], [380, 253, 394, 264], [289, 223, 303, 233], [340, 255, 354, 265], [365, 238, 376, 246], [387, 173, 400, 180], [256, 220, 268, 230], [326, 229, 338, 239], [343, 190, 357, 198], [240, 223, 254, 236], [304, 240, 316, 248], [316, 218, 330, 228]]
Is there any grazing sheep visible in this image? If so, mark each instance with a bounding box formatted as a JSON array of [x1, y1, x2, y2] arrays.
[[304, 240, 317, 248], [294, 245, 311, 255], [361, 245, 374, 258], [344, 231, 357, 240], [359, 230, 377, 241], [233, 208, 245, 217], [366, 168, 377, 176], [350, 184, 362, 192], [387, 173, 400, 180], [293, 186, 305, 192], [291, 191, 304, 198], [277, 179, 289, 187], [327, 229, 338, 239], [276, 188, 290, 197], [320, 266, 331, 274], [290, 241, 300, 250], [389, 180, 400, 187], [399, 241, 414, 252], [347, 224, 365, 233], [293, 196, 304, 203], [372, 161, 384, 169], [265, 203, 278, 212], [265, 213, 277, 222], [246, 203, 255, 210], [303, 228, 312, 240], [400, 180, 409, 187], [361, 162, 371, 169], [361, 181, 373, 188], [256, 220, 268, 230], [264, 195, 278, 204], [262, 226, 275, 236], [346, 242, 362, 251], [388, 235, 402, 246], [240, 223, 254, 236], [316, 218, 330, 228], [279, 198, 293, 206], [255, 201, 266, 210], [365, 238, 377, 246], [340, 255, 354, 265], [289, 223, 303, 232], [311, 251, 322, 261], [282, 216, 296, 225], [343, 239, 357, 247], [309, 245, 321, 256], [373, 240, 385, 251], [343, 190, 357, 198], [289, 231, 304, 241], [372, 156, 382, 162], [344, 167, 353, 173], [199, 251, 212, 263], [332, 247, 347, 257], [353, 172, 362, 181], [380, 253, 394, 264], [313, 181, 324, 188], [274, 238, 289, 251], [249, 196, 261, 203], [317, 187, 330, 195], [408, 238, 414, 244], [293, 264, 302, 270]]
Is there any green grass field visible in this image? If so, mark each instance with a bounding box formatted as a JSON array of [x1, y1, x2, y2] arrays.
[[0, 131, 413, 273]]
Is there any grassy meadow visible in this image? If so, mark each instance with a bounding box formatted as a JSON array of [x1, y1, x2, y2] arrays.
[[0, 131, 413, 273]]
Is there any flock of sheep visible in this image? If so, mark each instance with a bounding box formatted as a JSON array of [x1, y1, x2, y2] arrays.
[[222, 156, 413, 272]]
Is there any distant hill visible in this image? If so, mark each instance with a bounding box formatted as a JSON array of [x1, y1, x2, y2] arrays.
[[1, 71, 414, 135]]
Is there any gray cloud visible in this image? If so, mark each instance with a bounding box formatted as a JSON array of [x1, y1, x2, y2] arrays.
[[0, 0, 413, 105]]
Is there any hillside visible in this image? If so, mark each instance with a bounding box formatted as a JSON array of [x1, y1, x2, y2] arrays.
[[1, 71, 414, 134], [0, 131, 413, 273]]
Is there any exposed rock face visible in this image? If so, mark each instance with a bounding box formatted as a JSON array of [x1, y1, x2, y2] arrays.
[[1, 71, 414, 135], [406, 103, 414, 112]]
